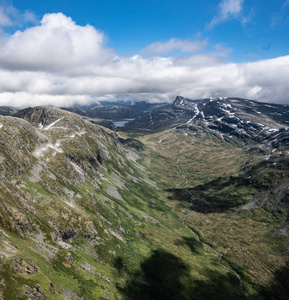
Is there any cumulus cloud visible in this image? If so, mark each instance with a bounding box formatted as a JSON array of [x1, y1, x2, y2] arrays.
[[0, 13, 113, 71], [0, 12, 288, 107], [208, 0, 244, 29], [142, 38, 208, 56]]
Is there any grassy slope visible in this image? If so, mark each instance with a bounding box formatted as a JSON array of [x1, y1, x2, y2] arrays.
[[127, 127, 289, 299], [0, 114, 247, 299]]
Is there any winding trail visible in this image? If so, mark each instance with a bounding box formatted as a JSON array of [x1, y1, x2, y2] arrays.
[[175, 157, 248, 298]]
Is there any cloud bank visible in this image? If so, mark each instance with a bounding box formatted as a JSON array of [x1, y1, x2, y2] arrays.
[[0, 12, 288, 107]]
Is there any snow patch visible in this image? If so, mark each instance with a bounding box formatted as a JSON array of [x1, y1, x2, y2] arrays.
[[187, 104, 200, 123], [268, 128, 279, 132], [149, 114, 154, 125], [44, 117, 64, 130], [222, 109, 235, 117], [222, 103, 232, 109]]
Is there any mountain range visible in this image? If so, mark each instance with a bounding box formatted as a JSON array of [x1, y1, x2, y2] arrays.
[[0, 97, 288, 299]]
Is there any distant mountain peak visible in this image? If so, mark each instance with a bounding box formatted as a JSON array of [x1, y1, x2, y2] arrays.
[[126, 96, 289, 147]]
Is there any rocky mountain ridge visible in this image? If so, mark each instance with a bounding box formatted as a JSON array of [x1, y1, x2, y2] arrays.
[[126, 96, 289, 144]]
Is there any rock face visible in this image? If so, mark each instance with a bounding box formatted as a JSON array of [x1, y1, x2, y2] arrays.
[[175, 97, 289, 146], [126, 96, 289, 142]]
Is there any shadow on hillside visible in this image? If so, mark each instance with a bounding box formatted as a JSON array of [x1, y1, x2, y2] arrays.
[[175, 236, 204, 255], [116, 249, 245, 300], [166, 177, 247, 213], [257, 264, 289, 300], [166, 172, 258, 213], [167, 156, 289, 213]]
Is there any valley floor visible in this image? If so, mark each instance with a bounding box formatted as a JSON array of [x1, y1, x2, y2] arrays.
[[128, 127, 289, 300]]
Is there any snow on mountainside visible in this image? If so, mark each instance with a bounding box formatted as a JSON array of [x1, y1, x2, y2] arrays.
[[126, 96, 289, 147]]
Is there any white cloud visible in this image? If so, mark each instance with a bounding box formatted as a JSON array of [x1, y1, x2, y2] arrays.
[[0, 13, 288, 108], [219, 0, 244, 17], [23, 10, 38, 24], [142, 38, 208, 56], [208, 0, 244, 29], [0, 13, 113, 71], [0, 6, 13, 26], [0, 3, 37, 28]]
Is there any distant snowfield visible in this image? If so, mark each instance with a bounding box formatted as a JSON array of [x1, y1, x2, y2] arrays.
[[0, 123, 3, 129]]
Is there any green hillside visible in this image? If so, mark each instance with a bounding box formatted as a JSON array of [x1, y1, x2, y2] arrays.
[[0, 108, 249, 299]]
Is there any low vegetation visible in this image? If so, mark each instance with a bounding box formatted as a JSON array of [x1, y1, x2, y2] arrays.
[[0, 100, 288, 299]]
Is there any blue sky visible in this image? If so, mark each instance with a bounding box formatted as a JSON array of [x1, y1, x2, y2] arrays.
[[11, 0, 289, 60], [0, 0, 289, 106]]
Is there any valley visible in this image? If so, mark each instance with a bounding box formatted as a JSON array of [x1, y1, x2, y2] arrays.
[[120, 96, 289, 299], [0, 97, 288, 299]]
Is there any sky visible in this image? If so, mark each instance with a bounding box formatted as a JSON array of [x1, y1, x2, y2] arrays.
[[0, 0, 289, 107]]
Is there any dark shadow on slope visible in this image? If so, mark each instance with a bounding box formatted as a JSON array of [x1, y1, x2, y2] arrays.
[[167, 180, 248, 213], [175, 236, 204, 255], [257, 264, 289, 300], [118, 249, 191, 300], [113, 256, 126, 275], [167, 157, 289, 213], [117, 249, 246, 300]]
